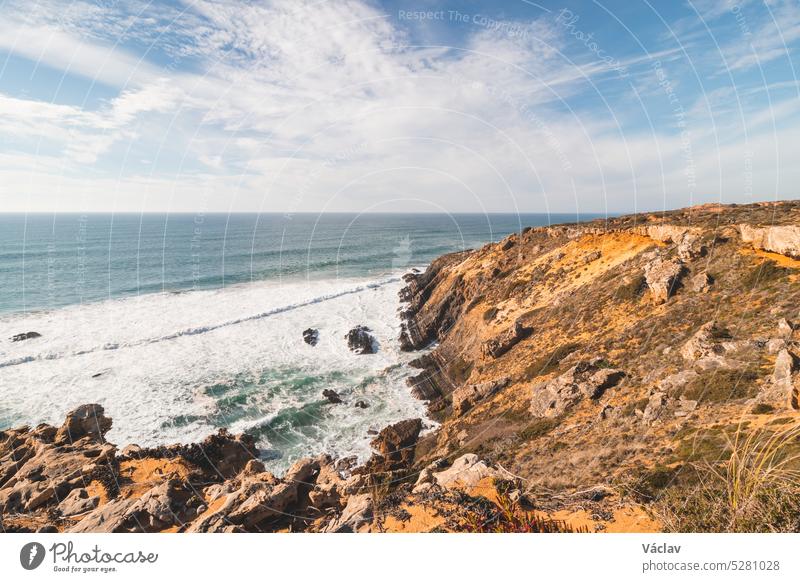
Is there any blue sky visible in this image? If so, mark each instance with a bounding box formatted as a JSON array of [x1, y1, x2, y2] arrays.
[[0, 0, 798, 214]]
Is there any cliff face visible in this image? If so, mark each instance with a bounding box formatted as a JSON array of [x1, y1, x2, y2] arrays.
[[3, 201, 800, 533], [396, 201, 800, 531]]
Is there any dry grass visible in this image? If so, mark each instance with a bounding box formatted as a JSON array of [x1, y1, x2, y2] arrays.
[[658, 421, 800, 532]]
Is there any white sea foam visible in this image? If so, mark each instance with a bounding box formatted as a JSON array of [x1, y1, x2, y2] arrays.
[[0, 274, 430, 472]]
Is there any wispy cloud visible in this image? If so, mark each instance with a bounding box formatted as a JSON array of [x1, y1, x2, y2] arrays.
[[0, 0, 797, 213]]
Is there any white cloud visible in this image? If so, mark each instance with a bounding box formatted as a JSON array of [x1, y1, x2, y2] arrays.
[[0, 0, 797, 212]]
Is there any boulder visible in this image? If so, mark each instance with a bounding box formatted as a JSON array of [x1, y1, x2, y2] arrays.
[[680, 322, 726, 361], [481, 320, 532, 359], [302, 328, 319, 346], [777, 318, 796, 340], [738, 224, 800, 259], [771, 348, 800, 410], [451, 377, 510, 416], [322, 389, 343, 404], [322, 493, 373, 532], [345, 326, 377, 355], [55, 404, 112, 444], [642, 391, 668, 424], [58, 488, 99, 516], [363, 418, 422, 472], [10, 331, 41, 342], [186, 470, 296, 532], [644, 256, 685, 303], [690, 272, 713, 293], [431, 454, 502, 491], [530, 361, 624, 418]]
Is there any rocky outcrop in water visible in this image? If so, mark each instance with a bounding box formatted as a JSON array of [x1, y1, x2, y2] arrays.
[[303, 328, 319, 346], [10, 331, 41, 342], [345, 325, 377, 354]]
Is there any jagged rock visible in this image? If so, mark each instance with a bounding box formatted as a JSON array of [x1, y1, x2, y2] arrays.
[[771, 348, 800, 410], [431, 454, 502, 490], [71, 478, 198, 533], [345, 325, 377, 354], [642, 391, 668, 424], [680, 322, 726, 361], [139, 429, 257, 479], [0, 413, 116, 514], [10, 331, 41, 342], [55, 403, 112, 445], [767, 338, 788, 354], [584, 250, 602, 263], [674, 398, 698, 418], [777, 318, 796, 340], [187, 470, 296, 532], [690, 272, 713, 293], [658, 369, 699, 393], [361, 418, 422, 473], [284, 456, 320, 485], [58, 488, 99, 516], [530, 361, 624, 418], [302, 328, 319, 346], [451, 377, 510, 416], [323, 493, 373, 532], [308, 457, 346, 510], [738, 224, 800, 259], [644, 256, 685, 303], [322, 389, 343, 404], [481, 320, 532, 359], [67, 497, 136, 533]]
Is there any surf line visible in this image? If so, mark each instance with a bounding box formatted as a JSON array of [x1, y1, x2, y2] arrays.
[[0, 276, 401, 369]]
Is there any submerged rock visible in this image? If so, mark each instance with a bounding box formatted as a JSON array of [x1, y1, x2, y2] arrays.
[[322, 389, 343, 404], [10, 331, 41, 342]]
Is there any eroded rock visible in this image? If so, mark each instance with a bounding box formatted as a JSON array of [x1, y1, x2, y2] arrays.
[[738, 224, 800, 259], [481, 320, 532, 359], [644, 256, 685, 304], [452, 377, 510, 416], [345, 326, 377, 355], [530, 361, 624, 418]]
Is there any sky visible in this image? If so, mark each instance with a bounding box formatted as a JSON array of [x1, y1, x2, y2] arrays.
[[0, 0, 798, 214]]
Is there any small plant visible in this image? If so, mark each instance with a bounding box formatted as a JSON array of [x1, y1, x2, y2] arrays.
[[675, 368, 760, 403], [462, 490, 588, 533], [518, 417, 560, 441], [751, 403, 775, 415], [522, 342, 581, 380], [658, 422, 800, 532], [742, 260, 790, 288]]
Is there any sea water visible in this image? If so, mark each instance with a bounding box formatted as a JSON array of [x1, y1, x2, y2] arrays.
[[0, 212, 602, 472]]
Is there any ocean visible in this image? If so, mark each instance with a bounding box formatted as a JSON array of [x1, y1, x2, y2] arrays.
[[0, 212, 603, 472]]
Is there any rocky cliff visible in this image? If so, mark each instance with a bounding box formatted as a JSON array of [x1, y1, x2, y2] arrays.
[[3, 201, 800, 533]]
